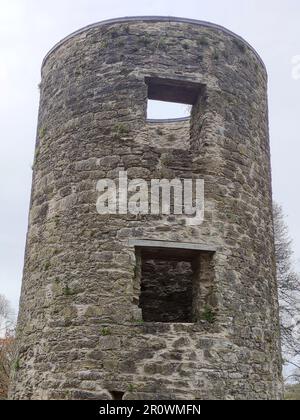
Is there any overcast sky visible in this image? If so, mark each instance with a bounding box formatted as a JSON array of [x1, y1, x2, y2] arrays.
[[0, 0, 299, 311]]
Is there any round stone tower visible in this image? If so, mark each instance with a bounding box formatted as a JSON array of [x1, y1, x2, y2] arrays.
[[10, 17, 283, 400]]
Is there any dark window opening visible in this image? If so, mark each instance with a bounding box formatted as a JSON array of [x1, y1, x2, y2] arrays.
[[140, 258, 194, 322], [110, 391, 125, 400], [145, 77, 203, 121], [135, 245, 215, 324]]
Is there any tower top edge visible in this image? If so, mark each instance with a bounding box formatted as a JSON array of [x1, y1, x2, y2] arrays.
[[41, 16, 267, 72]]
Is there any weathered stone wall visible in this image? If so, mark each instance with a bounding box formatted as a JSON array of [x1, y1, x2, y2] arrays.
[[10, 17, 283, 400]]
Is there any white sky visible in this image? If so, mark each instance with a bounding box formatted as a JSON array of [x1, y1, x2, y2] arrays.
[[0, 0, 300, 310]]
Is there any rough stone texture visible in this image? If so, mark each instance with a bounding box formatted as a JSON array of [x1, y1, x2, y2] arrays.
[[140, 260, 194, 323], [10, 17, 283, 400]]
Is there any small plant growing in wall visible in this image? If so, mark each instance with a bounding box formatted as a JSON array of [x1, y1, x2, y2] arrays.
[[100, 327, 112, 336], [160, 154, 171, 165], [198, 36, 209, 47], [127, 384, 137, 393], [131, 318, 144, 325], [63, 284, 72, 296], [99, 40, 108, 49], [39, 127, 47, 139], [44, 261, 51, 271], [156, 37, 167, 51], [13, 358, 21, 372], [201, 306, 216, 324], [35, 146, 40, 163], [112, 123, 130, 139]]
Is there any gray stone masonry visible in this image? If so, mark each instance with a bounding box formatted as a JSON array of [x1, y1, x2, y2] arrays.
[[10, 17, 283, 400]]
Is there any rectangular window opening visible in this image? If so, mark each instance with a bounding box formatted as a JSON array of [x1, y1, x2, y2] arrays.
[[145, 77, 203, 121], [134, 244, 215, 324]]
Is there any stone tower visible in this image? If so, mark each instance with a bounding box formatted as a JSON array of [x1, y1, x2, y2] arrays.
[[10, 17, 283, 400]]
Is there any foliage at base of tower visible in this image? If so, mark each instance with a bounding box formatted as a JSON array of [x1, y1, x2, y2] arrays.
[[0, 294, 15, 400], [0, 334, 14, 400], [273, 203, 300, 381], [285, 384, 300, 400]]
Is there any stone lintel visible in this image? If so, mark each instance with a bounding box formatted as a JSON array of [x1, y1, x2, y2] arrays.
[[129, 239, 217, 253]]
